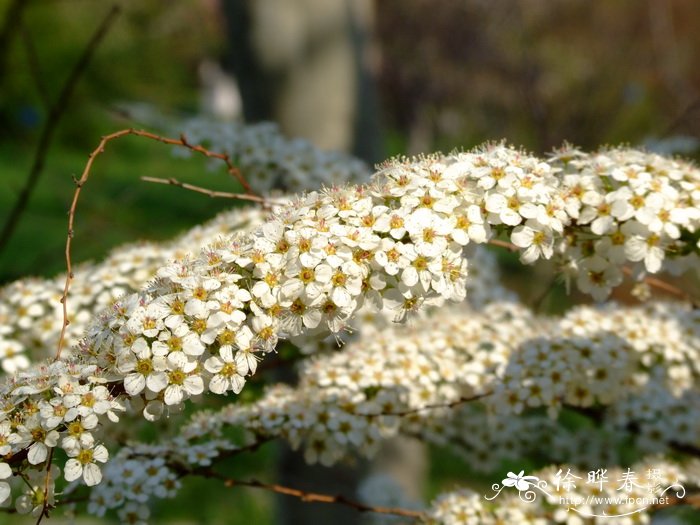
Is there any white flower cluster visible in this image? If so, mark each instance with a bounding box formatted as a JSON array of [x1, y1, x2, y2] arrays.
[[427, 457, 699, 525], [180, 300, 697, 467], [550, 145, 700, 299], [0, 206, 271, 373], [172, 118, 370, 193], [87, 440, 227, 521], [0, 117, 376, 375], [0, 141, 698, 518], [8, 295, 687, 521]]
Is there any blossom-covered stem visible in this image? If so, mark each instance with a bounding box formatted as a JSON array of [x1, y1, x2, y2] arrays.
[[56, 128, 258, 359], [196, 467, 426, 519]]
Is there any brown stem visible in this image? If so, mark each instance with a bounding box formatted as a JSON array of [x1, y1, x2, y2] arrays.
[[197, 468, 425, 519], [487, 238, 518, 252], [364, 391, 491, 418], [621, 266, 697, 305], [0, 5, 121, 257], [141, 176, 270, 204]]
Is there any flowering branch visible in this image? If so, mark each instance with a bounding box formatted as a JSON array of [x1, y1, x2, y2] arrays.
[[1, 139, 699, 523], [196, 468, 425, 519], [367, 392, 492, 418], [56, 127, 259, 360]]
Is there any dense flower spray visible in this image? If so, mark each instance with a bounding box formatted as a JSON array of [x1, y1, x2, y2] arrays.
[[0, 124, 698, 523]]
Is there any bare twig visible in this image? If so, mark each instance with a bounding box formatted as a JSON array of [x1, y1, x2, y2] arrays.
[[530, 276, 558, 312], [621, 266, 697, 305], [197, 468, 425, 519], [363, 391, 491, 418], [55, 128, 260, 360], [0, 5, 121, 256], [141, 176, 269, 204], [488, 238, 518, 252]]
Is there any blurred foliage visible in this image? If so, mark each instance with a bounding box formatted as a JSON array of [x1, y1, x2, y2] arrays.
[[0, 0, 222, 145], [376, 0, 700, 154]]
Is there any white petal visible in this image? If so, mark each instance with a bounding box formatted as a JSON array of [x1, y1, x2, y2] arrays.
[[331, 287, 351, 307], [234, 353, 250, 376], [93, 445, 109, 463], [204, 356, 223, 374], [184, 376, 204, 396], [230, 376, 246, 394], [164, 385, 183, 405], [209, 375, 228, 394], [401, 267, 418, 287], [64, 459, 82, 482], [182, 334, 205, 356], [83, 463, 102, 486], [0, 482, 10, 505], [219, 346, 234, 362], [146, 372, 168, 393], [124, 373, 146, 396], [27, 442, 47, 465]]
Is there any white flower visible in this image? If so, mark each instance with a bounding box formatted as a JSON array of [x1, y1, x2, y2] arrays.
[[0, 341, 29, 374], [64, 444, 108, 486], [576, 256, 623, 301], [622, 222, 666, 273], [485, 192, 523, 226], [119, 350, 168, 397], [450, 205, 490, 245], [163, 352, 204, 405], [204, 346, 249, 394], [510, 220, 554, 264], [15, 417, 59, 465]]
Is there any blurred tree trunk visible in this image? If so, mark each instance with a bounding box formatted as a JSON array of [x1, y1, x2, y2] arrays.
[[218, 2, 425, 524], [221, 0, 382, 163]]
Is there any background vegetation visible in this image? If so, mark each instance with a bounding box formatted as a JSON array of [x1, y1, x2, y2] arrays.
[[2, 1, 700, 523]]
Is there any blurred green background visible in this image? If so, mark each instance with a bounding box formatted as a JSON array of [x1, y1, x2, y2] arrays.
[[2, 1, 700, 523]]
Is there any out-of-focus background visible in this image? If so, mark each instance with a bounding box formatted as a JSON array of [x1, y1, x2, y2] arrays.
[[1, 1, 700, 523]]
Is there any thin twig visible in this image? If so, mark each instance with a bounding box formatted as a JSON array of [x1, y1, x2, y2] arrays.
[[621, 266, 697, 306], [488, 238, 518, 252], [34, 447, 54, 524], [0, 5, 121, 256], [141, 176, 269, 204], [530, 276, 558, 312], [363, 391, 491, 418], [197, 468, 425, 519], [55, 128, 261, 360]]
